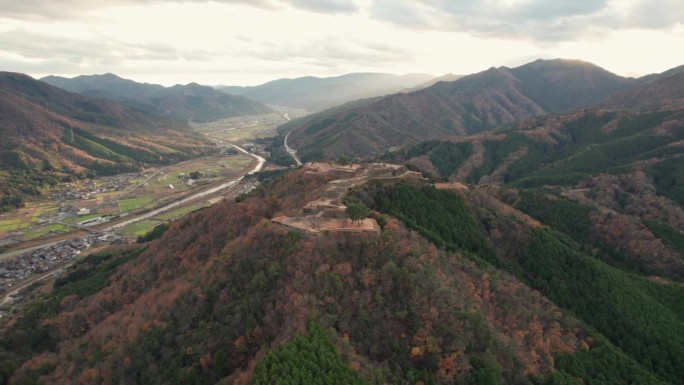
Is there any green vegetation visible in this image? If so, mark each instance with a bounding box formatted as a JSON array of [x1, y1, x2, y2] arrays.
[[118, 220, 165, 237], [63, 214, 102, 224], [518, 228, 684, 384], [361, 182, 494, 259], [345, 203, 369, 224], [646, 221, 684, 256], [549, 339, 667, 385], [392, 110, 684, 193], [364, 182, 684, 384], [53, 250, 138, 298], [515, 189, 594, 244], [137, 223, 170, 243], [22, 224, 66, 240], [118, 196, 153, 213], [0, 169, 61, 212], [650, 157, 684, 206], [0, 249, 139, 384], [428, 141, 472, 180], [251, 322, 369, 385]]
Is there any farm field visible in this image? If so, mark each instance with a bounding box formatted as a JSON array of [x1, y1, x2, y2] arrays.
[[191, 111, 304, 142], [118, 197, 154, 213], [23, 224, 67, 241], [116, 219, 166, 237], [139, 154, 252, 196], [0, 153, 255, 244], [0, 202, 58, 238]]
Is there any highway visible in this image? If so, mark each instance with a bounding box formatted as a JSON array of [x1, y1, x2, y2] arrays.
[[104, 144, 264, 231]]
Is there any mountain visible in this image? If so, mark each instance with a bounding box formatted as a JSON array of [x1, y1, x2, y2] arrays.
[[382, 104, 684, 277], [0, 72, 214, 211], [363, 98, 684, 385], [2, 162, 677, 385], [41, 73, 167, 99], [3, 86, 684, 384], [407, 73, 463, 91], [275, 59, 635, 162], [216, 72, 435, 112], [3, 61, 684, 385], [599, 71, 684, 110], [41, 73, 273, 123]]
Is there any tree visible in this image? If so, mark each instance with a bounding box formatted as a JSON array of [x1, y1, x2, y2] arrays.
[[337, 156, 351, 166], [346, 203, 368, 225]]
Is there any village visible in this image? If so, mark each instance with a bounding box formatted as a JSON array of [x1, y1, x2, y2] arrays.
[[48, 172, 142, 203], [0, 234, 118, 296], [0, 233, 124, 318]]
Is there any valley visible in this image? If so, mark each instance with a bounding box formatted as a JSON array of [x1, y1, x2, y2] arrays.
[[0, 108, 285, 318], [1, 57, 684, 385]]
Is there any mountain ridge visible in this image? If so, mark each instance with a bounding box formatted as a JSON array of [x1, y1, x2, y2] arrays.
[[41, 73, 273, 123], [216, 72, 435, 112], [277, 59, 651, 162], [0, 72, 214, 211]]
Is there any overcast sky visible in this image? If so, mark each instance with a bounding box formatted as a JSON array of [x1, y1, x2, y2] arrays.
[[1, 0, 683, 86]]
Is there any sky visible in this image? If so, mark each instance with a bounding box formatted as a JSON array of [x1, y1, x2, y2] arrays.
[[1, 0, 683, 86]]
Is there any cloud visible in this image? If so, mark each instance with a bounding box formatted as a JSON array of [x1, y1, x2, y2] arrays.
[[368, 0, 684, 42], [0, 0, 359, 21], [287, 0, 359, 14], [0, 25, 409, 81], [230, 34, 412, 71], [0, 28, 197, 74], [625, 0, 684, 29]]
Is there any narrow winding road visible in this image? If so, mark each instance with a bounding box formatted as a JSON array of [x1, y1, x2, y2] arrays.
[[280, 113, 302, 166], [284, 131, 302, 166]]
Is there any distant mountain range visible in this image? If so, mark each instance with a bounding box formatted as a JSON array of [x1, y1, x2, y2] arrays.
[[276, 59, 684, 162], [216, 72, 435, 112], [41, 73, 273, 123], [0, 72, 214, 211]]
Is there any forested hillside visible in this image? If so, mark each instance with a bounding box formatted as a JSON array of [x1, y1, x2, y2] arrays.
[[350, 181, 684, 385], [0, 72, 215, 212], [2, 167, 669, 385], [382, 100, 684, 278], [276, 59, 635, 161], [350, 87, 684, 384]]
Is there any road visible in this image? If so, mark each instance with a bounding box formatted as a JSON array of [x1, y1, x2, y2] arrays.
[[0, 144, 264, 259], [281, 113, 302, 166], [104, 144, 264, 231], [284, 131, 302, 166], [0, 144, 265, 311]]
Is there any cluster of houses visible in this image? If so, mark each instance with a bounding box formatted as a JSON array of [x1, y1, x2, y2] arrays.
[[0, 234, 112, 297], [49, 173, 142, 202]]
